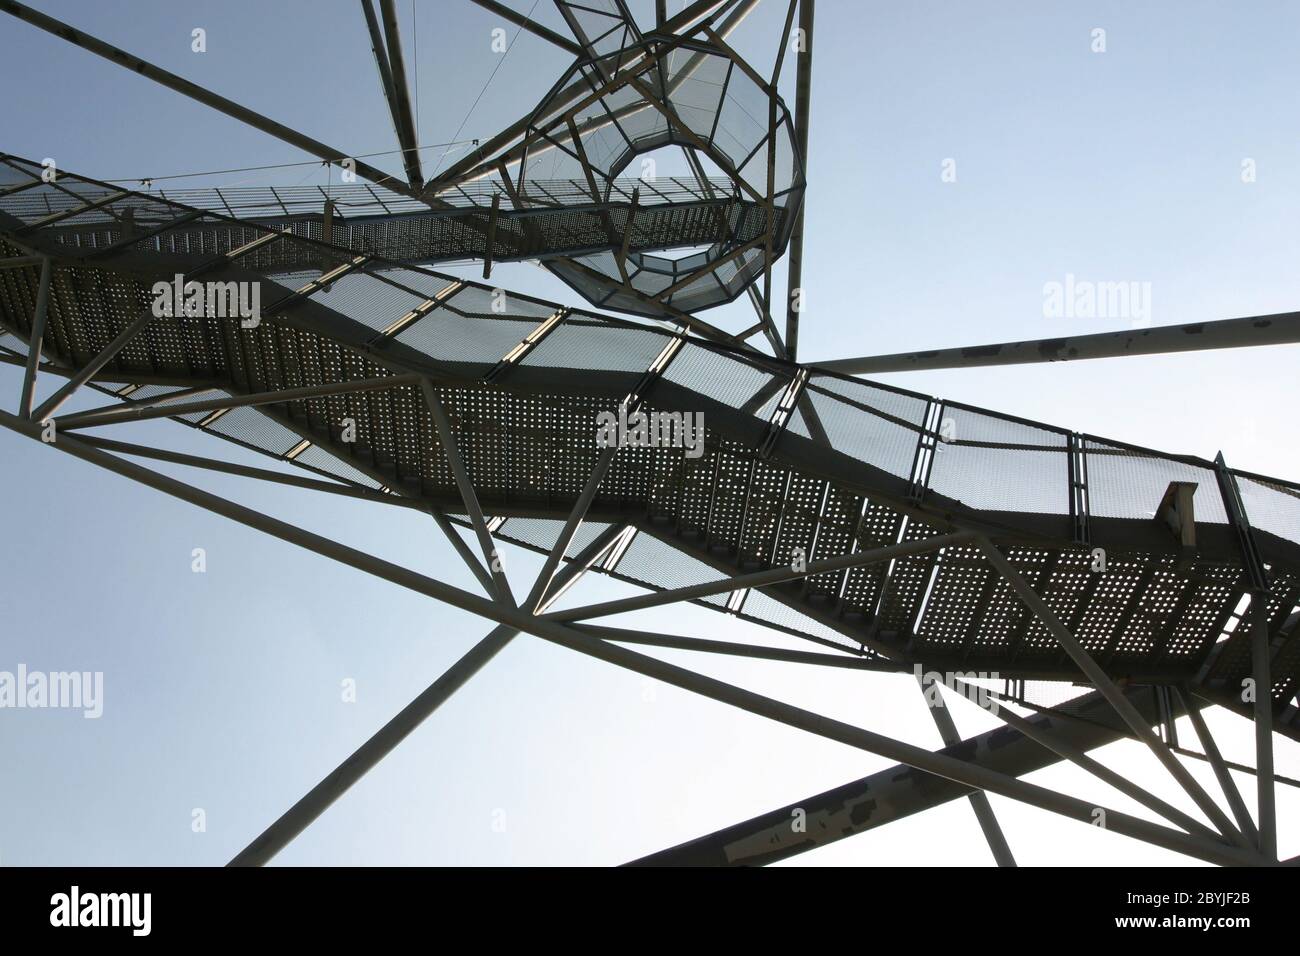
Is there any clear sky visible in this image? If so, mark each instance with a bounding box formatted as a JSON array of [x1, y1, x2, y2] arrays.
[[0, 0, 1297, 866]]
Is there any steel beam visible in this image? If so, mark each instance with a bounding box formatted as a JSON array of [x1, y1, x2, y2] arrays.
[[69, 397, 495, 602], [468, 0, 584, 56], [0, 1, 415, 199], [429, 508, 497, 596], [947, 678, 1220, 843], [54, 374, 417, 431], [916, 674, 1016, 866], [1174, 744, 1300, 788], [378, 0, 424, 188], [1177, 686, 1259, 844], [361, 0, 420, 188], [421, 378, 514, 604], [1252, 604, 1278, 859], [29, 307, 155, 423], [76, 434, 418, 509], [233, 443, 622, 866], [628, 686, 1211, 866], [535, 523, 629, 613], [574, 622, 904, 672], [17, 255, 50, 418], [525, 447, 617, 611], [783, 0, 813, 361], [818, 310, 1300, 375], [0, 351, 221, 389], [228, 623, 519, 866]]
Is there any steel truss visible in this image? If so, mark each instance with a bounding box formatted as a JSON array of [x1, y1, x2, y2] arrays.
[[0, 339, 1286, 864], [0, 0, 1296, 868]]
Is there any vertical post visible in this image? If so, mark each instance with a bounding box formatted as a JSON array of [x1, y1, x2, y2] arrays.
[[322, 198, 336, 249], [1067, 433, 1090, 545], [483, 192, 500, 280], [19, 256, 52, 418], [1213, 452, 1276, 858], [1251, 601, 1277, 860], [783, 0, 813, 360]]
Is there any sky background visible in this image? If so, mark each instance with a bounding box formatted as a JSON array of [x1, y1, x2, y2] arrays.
[[1, 0, 1298, 866]]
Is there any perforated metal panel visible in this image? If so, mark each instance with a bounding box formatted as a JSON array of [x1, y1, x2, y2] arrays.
[[5, 161, 1300, 696]]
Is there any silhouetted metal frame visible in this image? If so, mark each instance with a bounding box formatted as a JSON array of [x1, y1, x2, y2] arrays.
[[0, 0, 1291, 869], [0, 402, 1279, 868]]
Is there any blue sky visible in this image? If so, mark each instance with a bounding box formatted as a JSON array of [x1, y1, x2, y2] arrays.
[[1, 0, 1298, 866]]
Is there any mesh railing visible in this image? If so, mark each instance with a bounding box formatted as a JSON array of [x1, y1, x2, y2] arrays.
[[4, 151, 1300, 570], [0, 176, 738, 222]]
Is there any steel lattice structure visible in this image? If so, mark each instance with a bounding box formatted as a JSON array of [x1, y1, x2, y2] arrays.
[[1, 0, 1298, 867]]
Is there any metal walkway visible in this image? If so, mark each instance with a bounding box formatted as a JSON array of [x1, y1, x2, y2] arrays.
[[4, 175, 778, 303], [3, 155, 1297, 715]]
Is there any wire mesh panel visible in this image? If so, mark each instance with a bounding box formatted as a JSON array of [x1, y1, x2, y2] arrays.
[[293, 443, 385, 489], [1237, 474, 1300, 547], [802, 375, 927, 481], [495, 516, 615, 560], [521, 312, 671, 371], [396, 312, 538, 368], [736, 590, 860, 652], [926, 406, 1070, 515], [1085, 440, 1228, 523], [661, 342, 784, 417], [269, 270, 429, 336], [609, 529, 731, 606]]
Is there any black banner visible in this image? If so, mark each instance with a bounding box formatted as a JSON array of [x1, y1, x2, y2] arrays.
[[0, 865, 1287, 942]]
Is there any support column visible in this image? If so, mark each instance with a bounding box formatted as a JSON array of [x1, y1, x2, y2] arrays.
[[228, 623, 518, 867], [916, 674, 1016, 866], [18, 255, 51, 418], [783, 0, 813, 360], [1252, 602, 1278, 860]]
